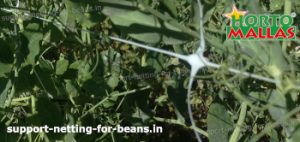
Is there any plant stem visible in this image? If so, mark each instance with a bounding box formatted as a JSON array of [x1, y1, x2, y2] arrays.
[[282, 0, 291, 51], [282, 0, 295, 78], [12, 96, 31, 102], [31, 95, 37, 114], [229, 102, 247, 142], [89, 47, 100, 74]]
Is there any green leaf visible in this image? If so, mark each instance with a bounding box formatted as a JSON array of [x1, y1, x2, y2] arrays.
[[56, 58, 69, 75], [0, 78, 11, 108], [268, 90, 287, 121], [64, 114, 75, 142], [103, 9, 161, 43], [107, 73, 119, 89], [207, 103, 233, 142], [270, 0, 284, 12], [234, 40, 293, 78], [63, 0, 100, 28], [69, 60, 84, 69], [34, 66, 58, 95], [59, 9, 76, 32], [161, 0, 177, 17], [65, 80, 79, 98], [102, 0, 192, 44], [145, 52, 166, 72], [291, 124, 300, 142], [269, 129, 280, 142], [162, 22, 188, 45], [249, 91, 269, 102], [0, 64, 12, 78], [78, 62, 92, 83], [103, 92, 119, 108], [39, 58, 54, 72], [22, 23, 43, 65]]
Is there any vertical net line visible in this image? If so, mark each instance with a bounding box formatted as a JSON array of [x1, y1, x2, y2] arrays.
[[187, 1, 205, 142]]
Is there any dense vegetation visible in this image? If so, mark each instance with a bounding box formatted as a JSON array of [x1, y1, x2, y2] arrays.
[[0, 0, 300, 141]]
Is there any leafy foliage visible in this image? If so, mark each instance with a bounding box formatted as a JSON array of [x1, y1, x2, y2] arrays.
[[0, 0, 300, 142]]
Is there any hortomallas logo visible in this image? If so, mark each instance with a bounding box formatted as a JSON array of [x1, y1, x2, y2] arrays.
[[223, 4, 296, 40]]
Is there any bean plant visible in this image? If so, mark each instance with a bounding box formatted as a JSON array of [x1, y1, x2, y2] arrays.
[[0, 0, 300, 142]]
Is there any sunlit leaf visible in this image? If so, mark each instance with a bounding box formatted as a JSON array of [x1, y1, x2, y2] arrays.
[[22, 23, 43, 65], [56, 58, 69, 75], [207, 103, 233, 142]]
